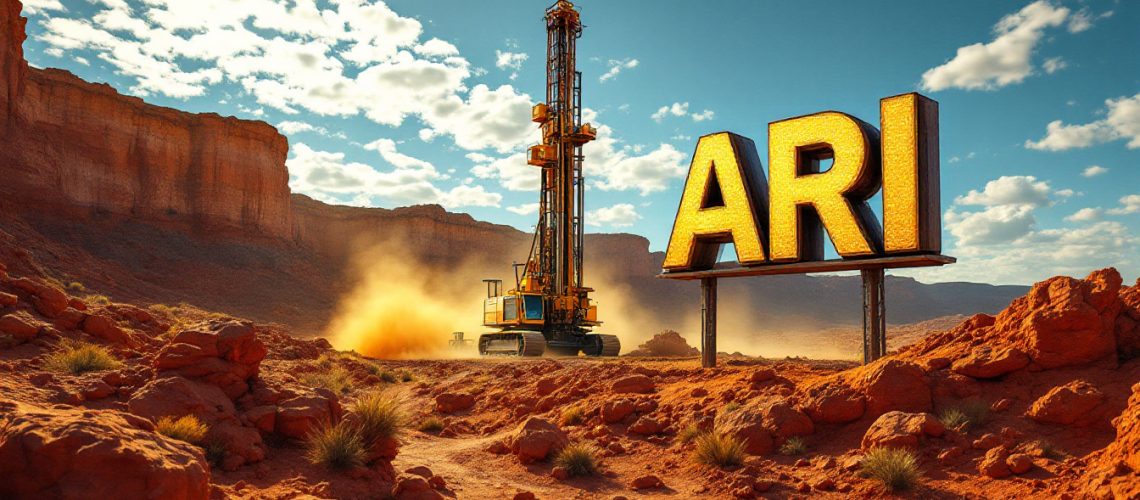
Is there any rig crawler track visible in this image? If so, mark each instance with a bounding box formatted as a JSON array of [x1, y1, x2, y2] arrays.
[[478, 332, 546, 357]]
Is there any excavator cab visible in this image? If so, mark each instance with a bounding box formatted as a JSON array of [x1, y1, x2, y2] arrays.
[[482, 280, 543, 328]]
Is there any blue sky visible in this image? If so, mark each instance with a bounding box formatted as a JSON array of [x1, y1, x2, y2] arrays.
[[18, 0, 1139, 285]]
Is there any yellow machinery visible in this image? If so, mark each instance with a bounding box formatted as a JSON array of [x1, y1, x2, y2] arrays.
[[478, 1, 620, 357]]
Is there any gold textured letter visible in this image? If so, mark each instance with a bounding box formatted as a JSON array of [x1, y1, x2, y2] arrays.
[[768, 112, 883, 262], [663, 132, 769, 271], [881, 93, 941, 254]]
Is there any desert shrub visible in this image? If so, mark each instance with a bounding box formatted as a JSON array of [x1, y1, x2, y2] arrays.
[[399, 370, 414, 382], [677, 423, 703, 444], [860, 447, 921, 492], [352, 392, 405, 446], [306, 422, 366, 470], [204, 441, 226, 466], [66, 281, 86, 293], [692, 430, 745, 468], [554, 441, 601, 477], [155, 415, 208, 445], [302, 365, 353, 394], [560, 406, 585, 426], [84, 294, 112, 307], [939, 400, 989, 431], [779, 436, 807, 456], [378, 370, 397, 383], [417, 416, 445, 433], [722, 401, 742, 414], [44, 340, 122, 374]]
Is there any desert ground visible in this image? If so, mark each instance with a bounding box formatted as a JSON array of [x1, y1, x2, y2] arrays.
[[1, 242, 1138, 499]]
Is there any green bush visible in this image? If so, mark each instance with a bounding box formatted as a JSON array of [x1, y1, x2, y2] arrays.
[[692, 430, 745, 468], [44, 340, 122, 375], [156, 415, 208, 445], [306, 422, 366, 470], [779, 436, 807, 456], [352, 392, 405, 446], [860, 447, 921, 492], [554, 441, 601, 477]]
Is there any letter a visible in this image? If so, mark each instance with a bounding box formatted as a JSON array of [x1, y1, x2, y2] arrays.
[[663, 132, 769, 271]]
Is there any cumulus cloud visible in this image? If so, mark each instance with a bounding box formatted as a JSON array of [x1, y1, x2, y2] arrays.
[[1081, 165, 1108, 177], [955, 175, 1054, 207], [650, 101, 713, 123], [586, 203, 640, 228], [920, 1, 1069, 91], [32, 0, 537, 153], [599, 58, 638, 83], [494, 50, 527, 80], [506, 203, 539, 216], [584, 123, 687, 196], [1064, 207, 1102, 222], [1107, 194, 1140, 215], [902, 177, 1137, 285], [287, 142, 498, 209], [470, 152, 539, 192], [1025, 93, 1140, 150], [1042, 56, 1067, 74]]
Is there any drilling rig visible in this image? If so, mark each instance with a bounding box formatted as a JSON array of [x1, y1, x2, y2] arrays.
[[477, 0, 620, 357]]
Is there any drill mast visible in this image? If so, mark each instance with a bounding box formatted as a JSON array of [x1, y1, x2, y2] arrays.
[[526, 0, 596, 331], [478, 1, 618, 357]]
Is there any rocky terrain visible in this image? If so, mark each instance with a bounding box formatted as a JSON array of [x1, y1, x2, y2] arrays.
[[2, 0, 1138, 498], [1, 237, 1139, 498]]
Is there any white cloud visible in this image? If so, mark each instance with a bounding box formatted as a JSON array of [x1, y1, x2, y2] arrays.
[[494, 50, 527, 80], [1107, 194, 1140, 215], [440, 184, 501, 209], [287, 142, 497, 209], [584, 123, 687, 196], [276, 120, 316, 135], [20, 0, 65, 14], [415, 38, 458, 57], [587, 203, 640, 228], [691, 109, 715, 122], [1042, 56, 1066, 74], [945, 204, 1038, 246], [506, 203, 539, 216], [1025, 93, 1140, 150], [1064, 207, 1102, 222], [1082, 165, 1108, 177], [651, 102, 689, 122], [920, 1, 1069, 91], [599, 58, 638, 83], [470, 152, 539, 192], [32, 0, 537, 153], [955, 175, 1053, 207], [651, 101, 714, 123]]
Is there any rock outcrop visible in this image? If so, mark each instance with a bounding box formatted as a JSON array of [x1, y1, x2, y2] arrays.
[[625, 330, 700, 357], [0, 400, 210, 500], [154, 321, 267, 399]]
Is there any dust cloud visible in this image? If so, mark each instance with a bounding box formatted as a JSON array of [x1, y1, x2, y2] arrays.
[[325, 241, 491, 359]]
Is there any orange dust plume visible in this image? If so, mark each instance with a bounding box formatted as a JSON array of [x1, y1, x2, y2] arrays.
[[324, 240, 489, 359]]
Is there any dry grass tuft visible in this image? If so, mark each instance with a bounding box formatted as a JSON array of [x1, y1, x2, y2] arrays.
[[560, 406, 585, 426], [417, 416, 445, 433], [677, 423, 703, 444], [44, 339, 122, 374], [306, 421, 366, 470], [692, 430, 746, 468], [352, 392, 405, 446], [554, 441, 601, 477], [938, 400, 989, 431], [155, 415, 208, 445], [302, 365, 353, 395], [779, 436, 807, 456], [861, 447, 921, 492]]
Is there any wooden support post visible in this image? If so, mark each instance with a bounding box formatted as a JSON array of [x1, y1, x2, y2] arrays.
[[701, 277, 718, 368], [861, 268, 886, 364]]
